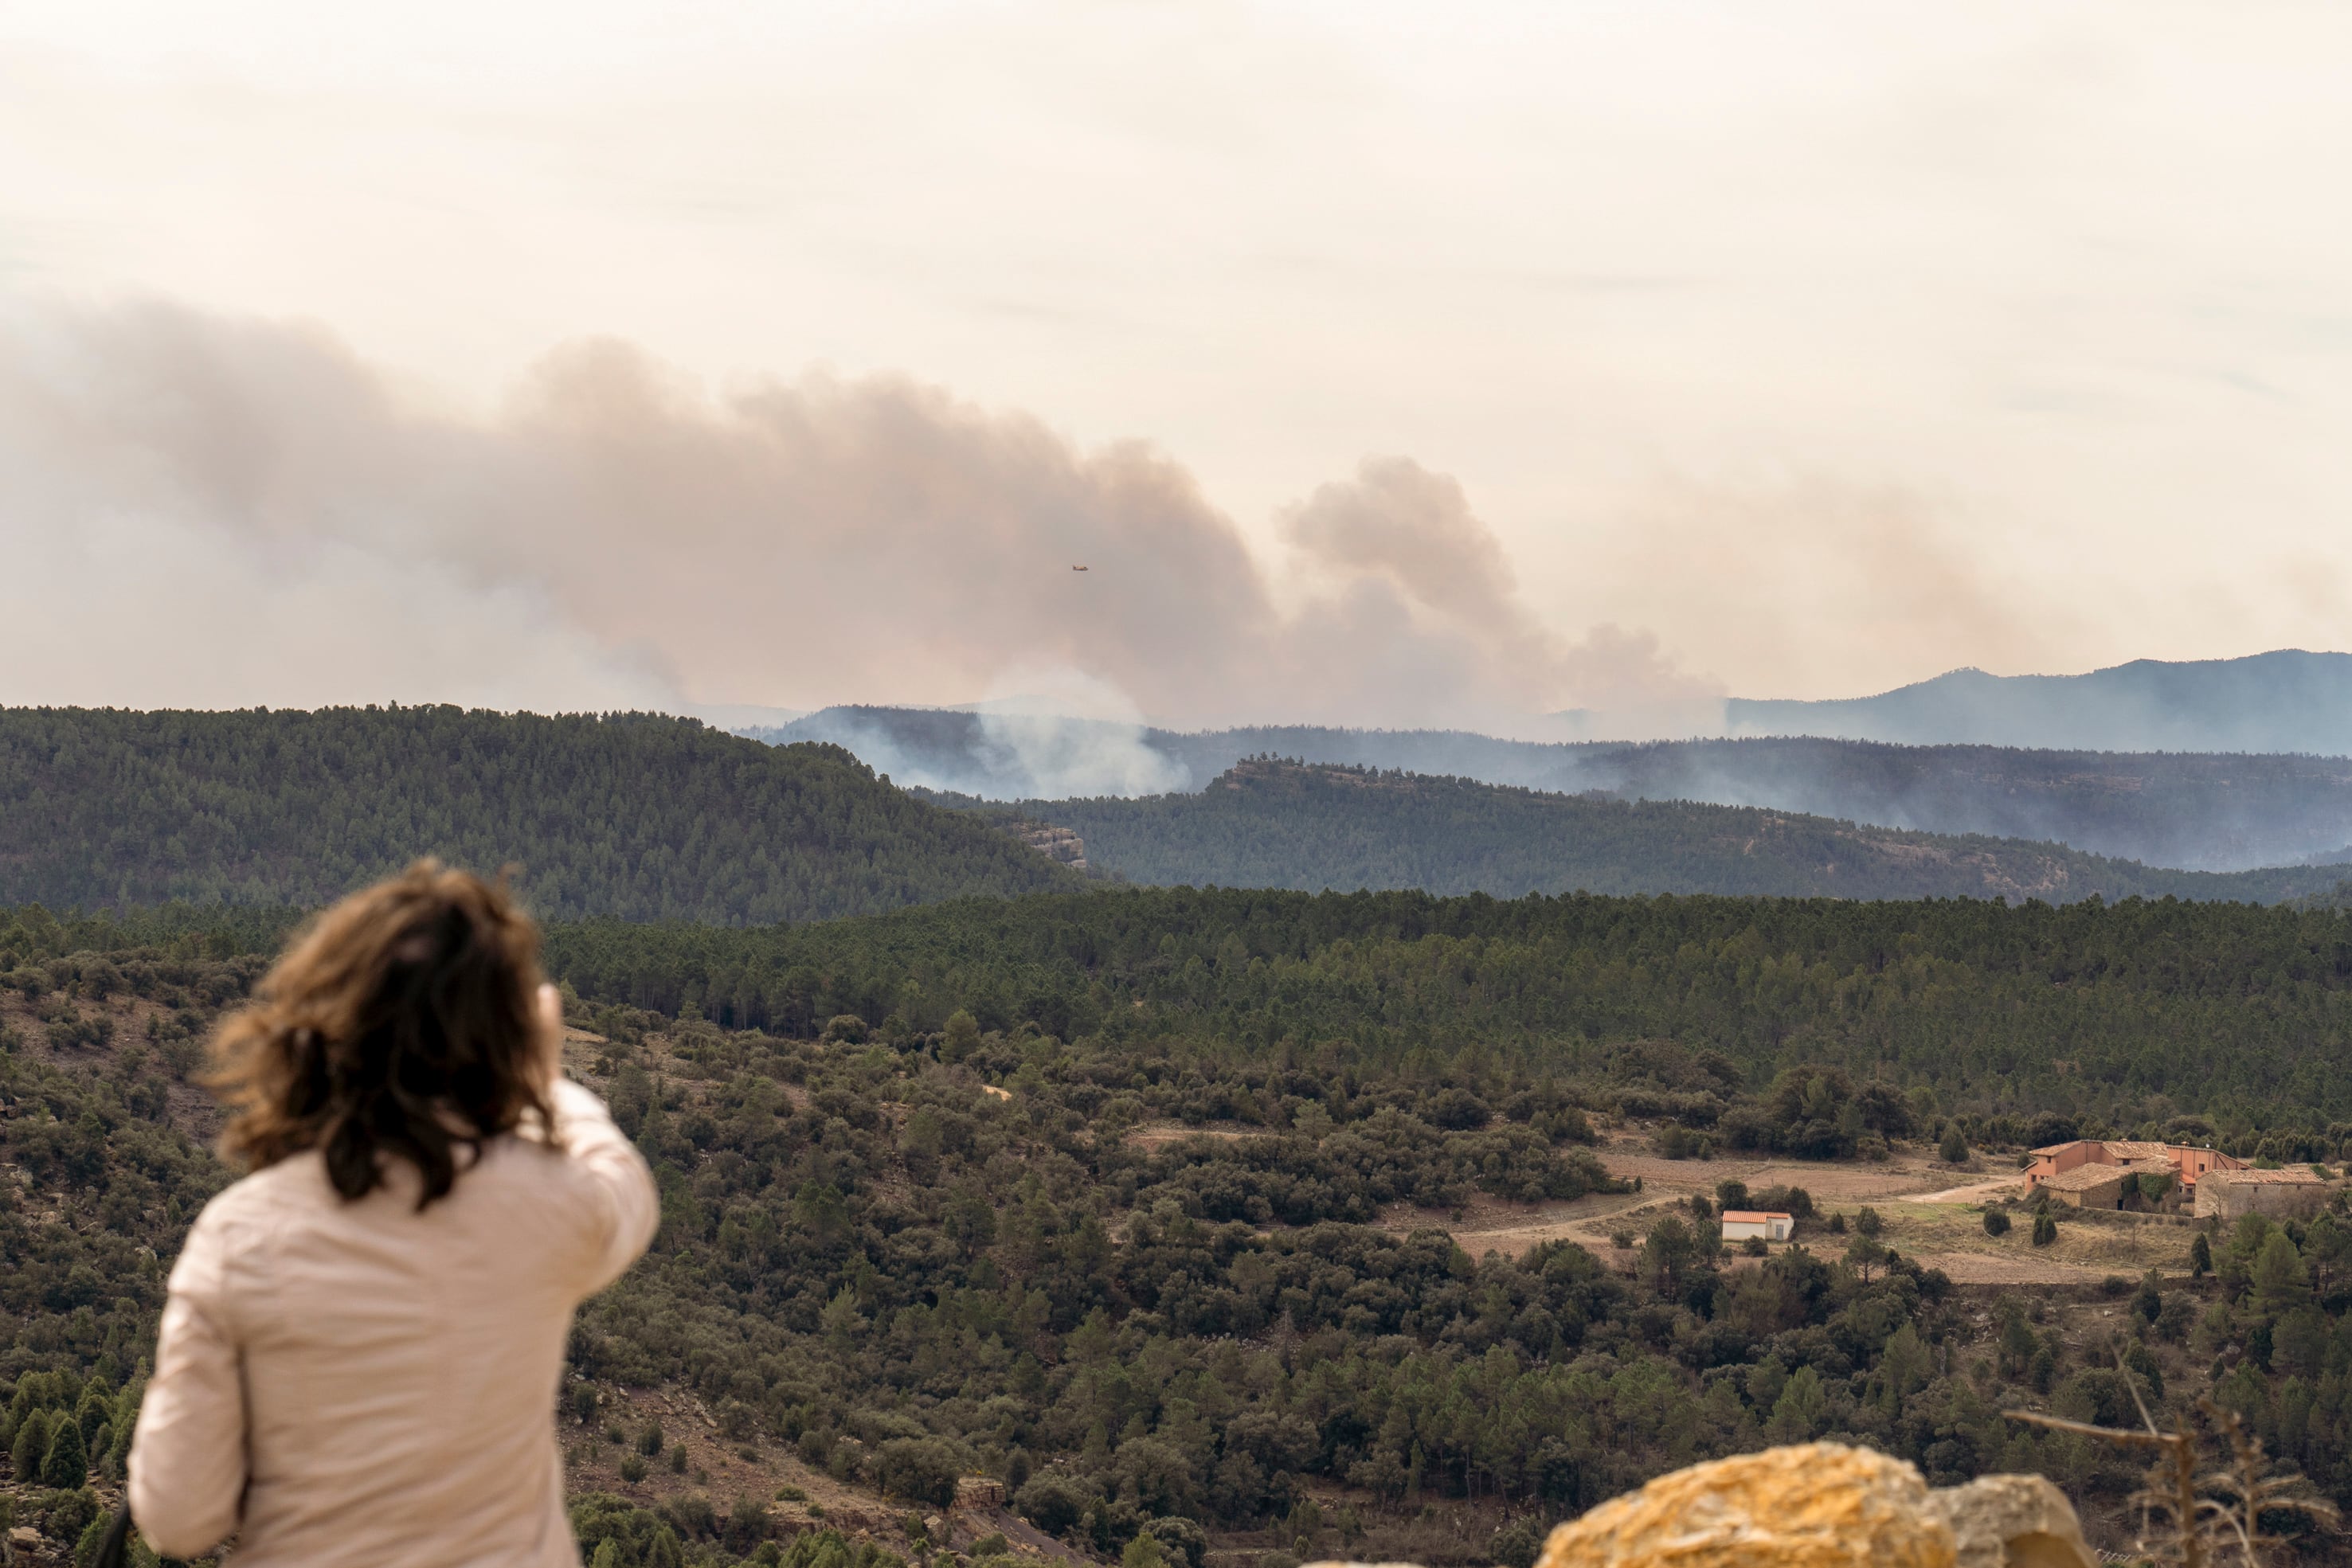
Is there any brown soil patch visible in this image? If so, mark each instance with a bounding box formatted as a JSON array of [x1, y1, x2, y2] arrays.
[[1125, 1120, 1270, 1152], [1380, 1187, 1659, 1257], [1917, 1251, 2131, 1285], [1904, 1176, 2024, 1205]]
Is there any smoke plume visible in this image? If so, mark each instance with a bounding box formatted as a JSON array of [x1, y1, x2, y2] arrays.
[[0, 298, 1714, 732]]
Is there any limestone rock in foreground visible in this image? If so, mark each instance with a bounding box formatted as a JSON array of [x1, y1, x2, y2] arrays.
[[1924, 1473, 2094, 1568], [1532, 1443, 1957, 1568], [1303, 1442, 2096, 1568]]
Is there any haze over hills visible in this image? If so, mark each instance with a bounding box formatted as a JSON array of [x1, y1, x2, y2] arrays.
[[0, 706, 1077, 923], [929, 758, 2352, 905], [760, 692, 2352, 872]]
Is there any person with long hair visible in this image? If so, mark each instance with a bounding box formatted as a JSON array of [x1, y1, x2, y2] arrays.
[[127, 862, 659, 1564]]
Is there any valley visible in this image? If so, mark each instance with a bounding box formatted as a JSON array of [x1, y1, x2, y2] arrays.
[[3, 707, 2351, 1566]]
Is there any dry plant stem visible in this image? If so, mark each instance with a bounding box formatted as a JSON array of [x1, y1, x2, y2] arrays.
[[2162, 1419, 2207, 1568], [2006, 1396, 2340, 1567], [2118, 1347, 2207, 1568], [2002, 1406, 2205, 1565]]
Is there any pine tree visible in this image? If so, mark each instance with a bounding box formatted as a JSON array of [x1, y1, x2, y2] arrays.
[[42, 1415, 87, 1488], [2031, 1210, 2058, 1247], [10, 1408, 49, 1480]]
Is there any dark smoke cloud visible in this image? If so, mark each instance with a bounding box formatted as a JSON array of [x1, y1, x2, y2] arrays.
[[0, 299, 1716, 731]]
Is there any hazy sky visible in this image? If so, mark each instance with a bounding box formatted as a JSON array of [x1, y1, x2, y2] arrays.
[[3, 1, 2348, 725]]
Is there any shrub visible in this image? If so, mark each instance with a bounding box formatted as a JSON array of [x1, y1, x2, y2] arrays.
[[1982, 1209, 2011, 1238], [875, 1437, 961, 1507], [1653, 1121, 1711, 1159], [718, 1398, 760, 1441], [621, 1456, 648, 1484], [1939, 1125, 1969, 1163], [37, 1489, 97, 1547], [1138, 1517, 1207, 1568], [1015, 1475, 1092, 1536], [1749, 1184, 1815, 1219], [726, 1495, 773, 1552], [1489, 1519, 1544, 1568], [2032, 1211, 2058, 1247]]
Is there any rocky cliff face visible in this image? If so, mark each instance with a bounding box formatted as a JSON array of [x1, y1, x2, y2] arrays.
[[1008, 822, 1088, 870]]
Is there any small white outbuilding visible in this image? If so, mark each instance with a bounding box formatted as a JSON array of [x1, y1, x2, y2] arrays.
[[1720, 1210, 1793, 1243]]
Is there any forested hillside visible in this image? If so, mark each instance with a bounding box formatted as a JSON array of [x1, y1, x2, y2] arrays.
[[533, 885, 2352, 1136], [939, 760, 2350, 905], [0, 707, 1077, 923], [5, 894, 2352, 1567], [777, 706, 2352, 871]]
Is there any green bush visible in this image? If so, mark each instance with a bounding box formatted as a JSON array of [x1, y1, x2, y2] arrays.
[[1015, 1476, 1093, 1536], [875, 1438, 962, 1507], [1489, 1519, 1544, 1568]]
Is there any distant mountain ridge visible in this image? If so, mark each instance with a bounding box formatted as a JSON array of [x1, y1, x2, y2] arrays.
[[757, 698, 2352, 871], [931, 757, 2352, 905], [1726, 649, 2352, 753]]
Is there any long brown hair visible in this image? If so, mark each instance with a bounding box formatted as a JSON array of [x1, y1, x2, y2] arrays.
[[210, 861, 556, 1206]]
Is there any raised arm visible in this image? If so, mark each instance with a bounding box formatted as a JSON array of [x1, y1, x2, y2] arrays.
[[127, 1218, 249, 1558], [553, 1077, 660, 1295], [535, 986, 659, 1293]]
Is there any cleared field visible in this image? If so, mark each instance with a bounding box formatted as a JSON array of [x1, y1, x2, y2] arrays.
[[1383, 1128, 2200, 1284]]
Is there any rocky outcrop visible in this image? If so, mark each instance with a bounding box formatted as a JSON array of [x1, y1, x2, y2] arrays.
[[1006, 822, 1088, 871], [1309, 1443, 2092, 1568], [1924, 1474, 2094, 1568], [1532, 1444, 1957, 1568]]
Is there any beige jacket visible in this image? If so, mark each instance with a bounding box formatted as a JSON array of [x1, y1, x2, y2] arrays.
[[128, 1080, 659, 1566]]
